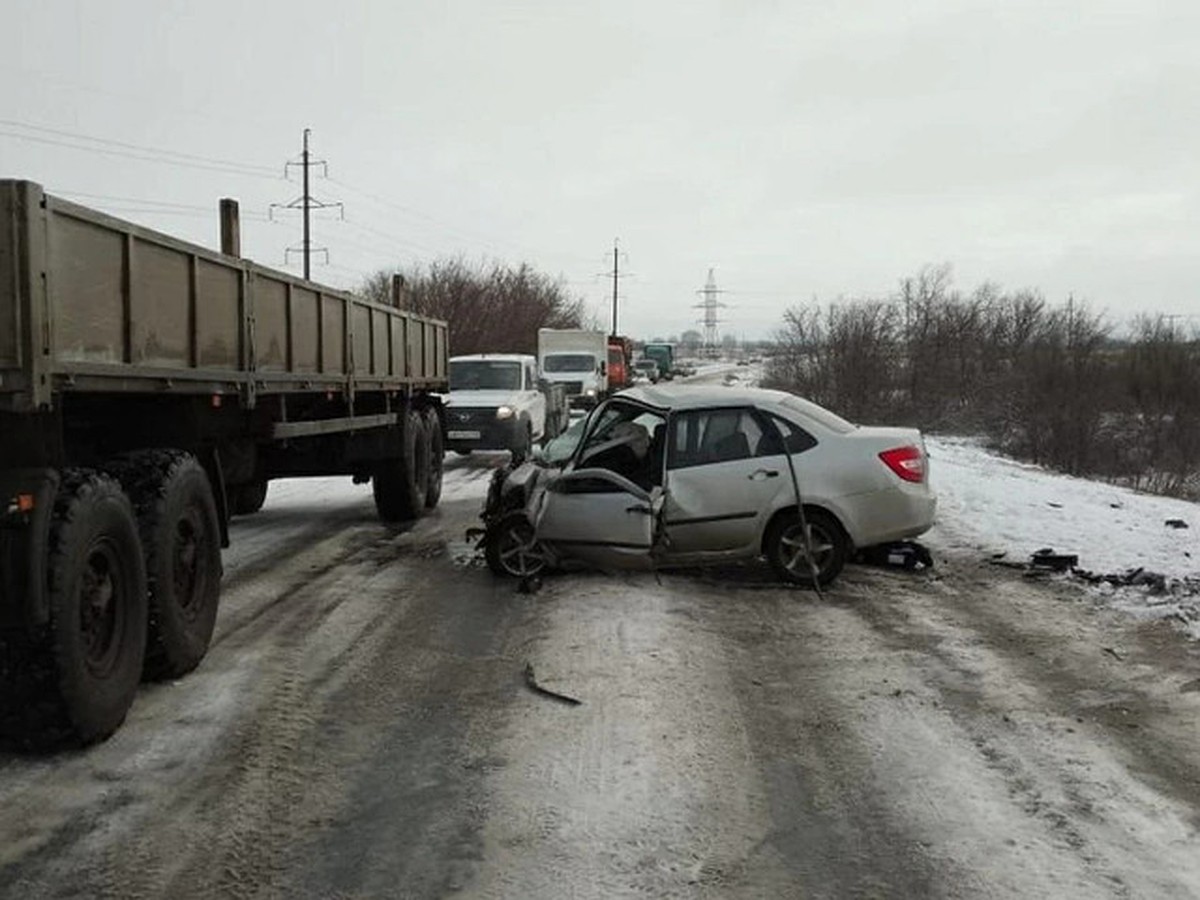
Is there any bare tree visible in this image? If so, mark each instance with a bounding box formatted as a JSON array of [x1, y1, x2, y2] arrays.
[[362, 258, 588, 356]]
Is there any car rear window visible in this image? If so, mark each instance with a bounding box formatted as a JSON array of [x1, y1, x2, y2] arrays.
[[779, 395, 856, 434]]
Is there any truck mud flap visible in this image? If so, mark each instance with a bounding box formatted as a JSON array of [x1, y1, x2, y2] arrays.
[[0, 468, 60, 628]]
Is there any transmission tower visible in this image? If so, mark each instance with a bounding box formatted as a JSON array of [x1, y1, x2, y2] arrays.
[[693, 268, 728, 356], [270, 128, 343, 280]]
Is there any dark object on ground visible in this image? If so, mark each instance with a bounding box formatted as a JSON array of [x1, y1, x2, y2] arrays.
[[1180, 679, 1200, 694], [1030, 549, 1078, 572], [1102, 646, 1125, 662], [857, 541, 934, 571], [1165, 519, 1189, 529], [517, 573, 544, 594], [523, 662, 581, 706]]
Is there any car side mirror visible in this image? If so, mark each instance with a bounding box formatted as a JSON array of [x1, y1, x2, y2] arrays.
[[600, 361, 607, 376]]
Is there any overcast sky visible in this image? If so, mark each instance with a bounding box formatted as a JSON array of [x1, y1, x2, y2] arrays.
[[3, 0, 1197, 340]]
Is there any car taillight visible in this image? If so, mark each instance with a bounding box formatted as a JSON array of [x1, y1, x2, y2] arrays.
[[879, 446, 925, 483]]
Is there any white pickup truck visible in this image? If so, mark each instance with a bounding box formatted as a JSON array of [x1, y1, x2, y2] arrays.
[[444, 354, 567, 461]]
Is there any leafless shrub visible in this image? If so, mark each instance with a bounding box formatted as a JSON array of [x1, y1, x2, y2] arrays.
[[765, 268, 1200, 498]]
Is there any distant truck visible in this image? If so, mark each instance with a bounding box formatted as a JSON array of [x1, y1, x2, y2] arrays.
[[607, 335, 633, 392], [444, 354, 567, 461], [0, 181, 449, 746], [632, 358, 661, 383], [643, 342, 675, 380], [538, 329, 607, 408]]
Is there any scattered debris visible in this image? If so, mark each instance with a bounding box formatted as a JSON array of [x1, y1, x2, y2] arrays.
[[1165, 519, 1189, 529], [1101, 646, 1125, 662], [517, 573, 544, 594], [1047, 502, 1063, 509], [1030, 548, 1078, 572], [522, 662, 582, 706], [857, 541, 934, 571]]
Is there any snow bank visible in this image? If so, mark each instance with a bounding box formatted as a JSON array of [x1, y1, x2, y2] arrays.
[[926, 436, 1200, 638]]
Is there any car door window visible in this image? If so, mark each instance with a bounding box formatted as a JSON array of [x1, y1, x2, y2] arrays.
[[767, 414, 818, 454], [669, 408, 762, 469]]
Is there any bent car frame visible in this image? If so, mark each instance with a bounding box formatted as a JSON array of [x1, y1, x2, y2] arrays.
[[479, 385, 937, 587]]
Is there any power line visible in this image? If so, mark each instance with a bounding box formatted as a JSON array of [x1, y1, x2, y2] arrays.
[[50, 189, 269, 220], [327, 174, 600, 267], [0, 120, 280, 178]]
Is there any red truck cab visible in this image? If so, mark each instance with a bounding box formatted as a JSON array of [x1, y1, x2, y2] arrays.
[[607, 337, 632, 391]]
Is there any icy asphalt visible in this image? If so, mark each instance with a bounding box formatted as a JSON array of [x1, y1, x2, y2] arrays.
[[0, 445, 1197, 899]]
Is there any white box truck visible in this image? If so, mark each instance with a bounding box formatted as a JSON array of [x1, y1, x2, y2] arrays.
[[537, 329, 608, 409]]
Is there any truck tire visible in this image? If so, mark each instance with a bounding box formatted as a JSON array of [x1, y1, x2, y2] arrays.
[[109, 451, 223, 680], [373, 409, 428, 522], [0, 471, 148, 747], [422, 407, 444, 509], [231, 479, 268, 516]]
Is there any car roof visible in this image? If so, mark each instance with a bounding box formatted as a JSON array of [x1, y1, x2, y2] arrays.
[[615, 383, 798, 411], [449, 353, 533, 363]]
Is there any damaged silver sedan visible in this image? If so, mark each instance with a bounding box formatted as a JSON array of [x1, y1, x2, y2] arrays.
[[479, 385, 936, 587]]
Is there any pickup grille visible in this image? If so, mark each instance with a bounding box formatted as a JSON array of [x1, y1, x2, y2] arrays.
[[562, 381, 584, 395], [447, 407, 493, 426]]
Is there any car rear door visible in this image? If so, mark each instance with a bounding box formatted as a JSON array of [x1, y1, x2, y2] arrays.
[[662, 407, 790, 554]]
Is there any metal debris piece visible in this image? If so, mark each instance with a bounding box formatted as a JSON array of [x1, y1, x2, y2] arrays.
[[523, 662, 581, 706], [1029, 549, 1078, 572]]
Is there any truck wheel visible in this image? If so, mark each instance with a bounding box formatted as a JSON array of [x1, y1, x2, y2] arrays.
[[765, 508, 847, 588], [109, 451, 222, 680], [5, 471, 149, 746], [373, 409, 428, 522], [422, 407, 444, 509], [231, 479, 268, 516]]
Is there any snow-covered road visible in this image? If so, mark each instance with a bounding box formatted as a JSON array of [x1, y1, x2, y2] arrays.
[[2, 433, 1199, 898]]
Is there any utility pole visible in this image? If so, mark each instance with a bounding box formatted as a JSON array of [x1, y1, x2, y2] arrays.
[[598, 239, 627, 337], [270, 128, 343, 280], [611, 239, 619, 336]]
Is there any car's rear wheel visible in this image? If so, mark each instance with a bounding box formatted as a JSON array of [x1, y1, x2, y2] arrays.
[[765, 508, 847, 587], [484, 512, 546, 578]]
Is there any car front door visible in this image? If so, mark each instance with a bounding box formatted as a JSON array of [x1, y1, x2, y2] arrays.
[[662, 407, 789, 554], [532, 469, 658, 570]]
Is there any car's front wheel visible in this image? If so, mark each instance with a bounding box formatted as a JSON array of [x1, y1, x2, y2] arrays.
[[484, 512, 547, 578], [765, 508, 847, 587]]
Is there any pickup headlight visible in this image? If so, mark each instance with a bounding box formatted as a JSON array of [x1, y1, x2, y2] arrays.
[[496, 406, 515, 420], [584, 388, 597, 397]]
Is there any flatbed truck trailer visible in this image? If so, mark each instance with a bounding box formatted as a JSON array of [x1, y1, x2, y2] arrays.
[[0, 181, 449, 745]]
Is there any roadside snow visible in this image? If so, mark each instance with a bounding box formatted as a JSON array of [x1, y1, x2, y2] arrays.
[[926, 436, 1200, 638]]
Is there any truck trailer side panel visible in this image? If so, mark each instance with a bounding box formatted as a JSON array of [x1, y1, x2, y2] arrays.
[[0, 181, 447, 414]]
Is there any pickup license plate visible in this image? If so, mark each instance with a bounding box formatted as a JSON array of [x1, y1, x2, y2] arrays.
[[447, 430, 481, 440]]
